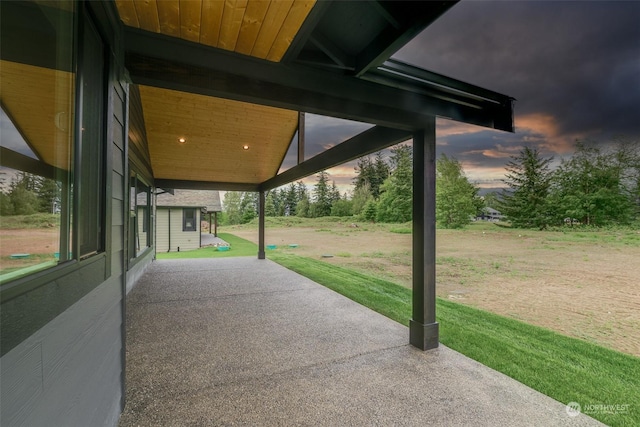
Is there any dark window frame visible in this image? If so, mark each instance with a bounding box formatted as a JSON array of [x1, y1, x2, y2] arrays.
[[183, 208, 197, 232], [76, 9, 107, 259], [0, 1, 116, 356], [128, 169, 152, 263]]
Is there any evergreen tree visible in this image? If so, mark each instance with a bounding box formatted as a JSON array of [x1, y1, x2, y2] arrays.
[[330, 194, 353, 217], [296, 193, 310, 218], [435, 154, 480, 228], [38, 178, 60, 213], [499, 146, 553, 229], [313, 171, 332, 217], [0, 191, 14, 215], [353, 157, 374, 193], [376, 145, 412, 223], [330, 181, 341, 205], [240, 192, 258, 223], [613, 139, 640, 218], [372, 151, 390, 198], [353, 151, 389, 200], [8, 173, 40, 215], [265, 190, 277, 217], [352, 182, 373, 216], [549, 141, 634, 226], [283, 183, 298, 216], [362, 199, 378, 222], [223, 191, 243, 225]]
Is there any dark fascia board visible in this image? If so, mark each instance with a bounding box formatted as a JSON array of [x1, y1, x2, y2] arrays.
[[363, 59, 515, 132], [379, 59, 515, 106], [260, 125, 412, 191], [123, 27, 514, 132], [154, 179, 259, 192], [354, 1, 458, 76]]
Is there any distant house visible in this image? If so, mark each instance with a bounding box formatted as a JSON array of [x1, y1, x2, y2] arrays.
[[155, 190, 222, 252], [477, 207, 503, 222]]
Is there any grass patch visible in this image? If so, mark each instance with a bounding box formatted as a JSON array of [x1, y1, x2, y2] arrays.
[[389, 226, 412, 234], [268, 252, 640, 427], [156, 233, 258, 259], [0, 213, 60, 229]]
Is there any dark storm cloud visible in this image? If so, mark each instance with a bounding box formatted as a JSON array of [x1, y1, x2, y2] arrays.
[[395, 0, 640, 141], [280, 1, 639, 190]]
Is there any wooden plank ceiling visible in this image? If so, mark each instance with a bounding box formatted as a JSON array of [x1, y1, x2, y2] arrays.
[[139, 85, 298, 184], [115, 0, 315, 62], [115, 1, 316, 185], [0, 60, 75, 171]]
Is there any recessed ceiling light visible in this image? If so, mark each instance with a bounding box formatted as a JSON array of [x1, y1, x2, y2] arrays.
[[242, 144, 249, 150], [178, 137, 187, 144]]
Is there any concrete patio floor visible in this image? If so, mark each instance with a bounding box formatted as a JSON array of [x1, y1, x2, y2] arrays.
[[119, 257, 603, 426]]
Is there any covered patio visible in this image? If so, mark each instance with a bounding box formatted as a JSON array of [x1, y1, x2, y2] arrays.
[[119, 258, 602, 426]]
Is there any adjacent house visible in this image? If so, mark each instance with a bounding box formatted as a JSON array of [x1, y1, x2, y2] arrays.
[[155, 190, 222, 252], [477, 207, 504, 222]]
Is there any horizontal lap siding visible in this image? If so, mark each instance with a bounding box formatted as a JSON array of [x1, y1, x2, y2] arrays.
[[171, 208, 200, 252], [0, 76, 128, 427], [0, 276, 123, 426], [156, 208, 169, 252]]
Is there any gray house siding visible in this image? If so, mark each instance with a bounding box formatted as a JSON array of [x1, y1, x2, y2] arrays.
[[155, 207, 202, 252], [0, 4, 129, 425], [126, 249, 154, 295], [0, 278, 123, 426]]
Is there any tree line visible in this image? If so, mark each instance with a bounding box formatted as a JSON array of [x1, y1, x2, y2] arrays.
[[221, 144, 481, 227], [0, 172, 59, 216], [499, 140, 639, 229], [222, 139, 640, 230]]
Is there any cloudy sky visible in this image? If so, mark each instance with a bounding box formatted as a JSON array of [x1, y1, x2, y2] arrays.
[[283, 0, 640, 193]]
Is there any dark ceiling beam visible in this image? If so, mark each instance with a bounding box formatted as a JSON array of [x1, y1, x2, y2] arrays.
[[368, 1, 401, 30], [260, 125, 411, 191], [309, 31, 354, 70], [281, 0, 334, 63], [295, 51, 349, 70], [0, 147, 58, 180], [354, 1, 458, 77], [124, 27, 513, 132], [154, 179, 259, 192]]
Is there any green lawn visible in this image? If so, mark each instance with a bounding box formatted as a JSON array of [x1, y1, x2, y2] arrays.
[[155, 233, 258, 259], [152, 231, 638, 426], [268, 252, 640, 427]]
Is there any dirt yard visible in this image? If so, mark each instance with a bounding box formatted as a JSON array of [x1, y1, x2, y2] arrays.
[[3, 221, 638, 357], [0, 228, 60, 271], [230, 220, 640, 357]]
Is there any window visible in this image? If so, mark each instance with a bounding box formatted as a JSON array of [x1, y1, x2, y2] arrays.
[[0, 1, 76, 282], [129, 171, 151, 260], [78, 16, 105, 258], [0, 1, 106, 284], [183, 209, 197, 231]]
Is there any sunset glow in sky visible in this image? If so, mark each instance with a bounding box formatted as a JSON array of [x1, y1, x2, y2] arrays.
[[281, 1, 640, 194]]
